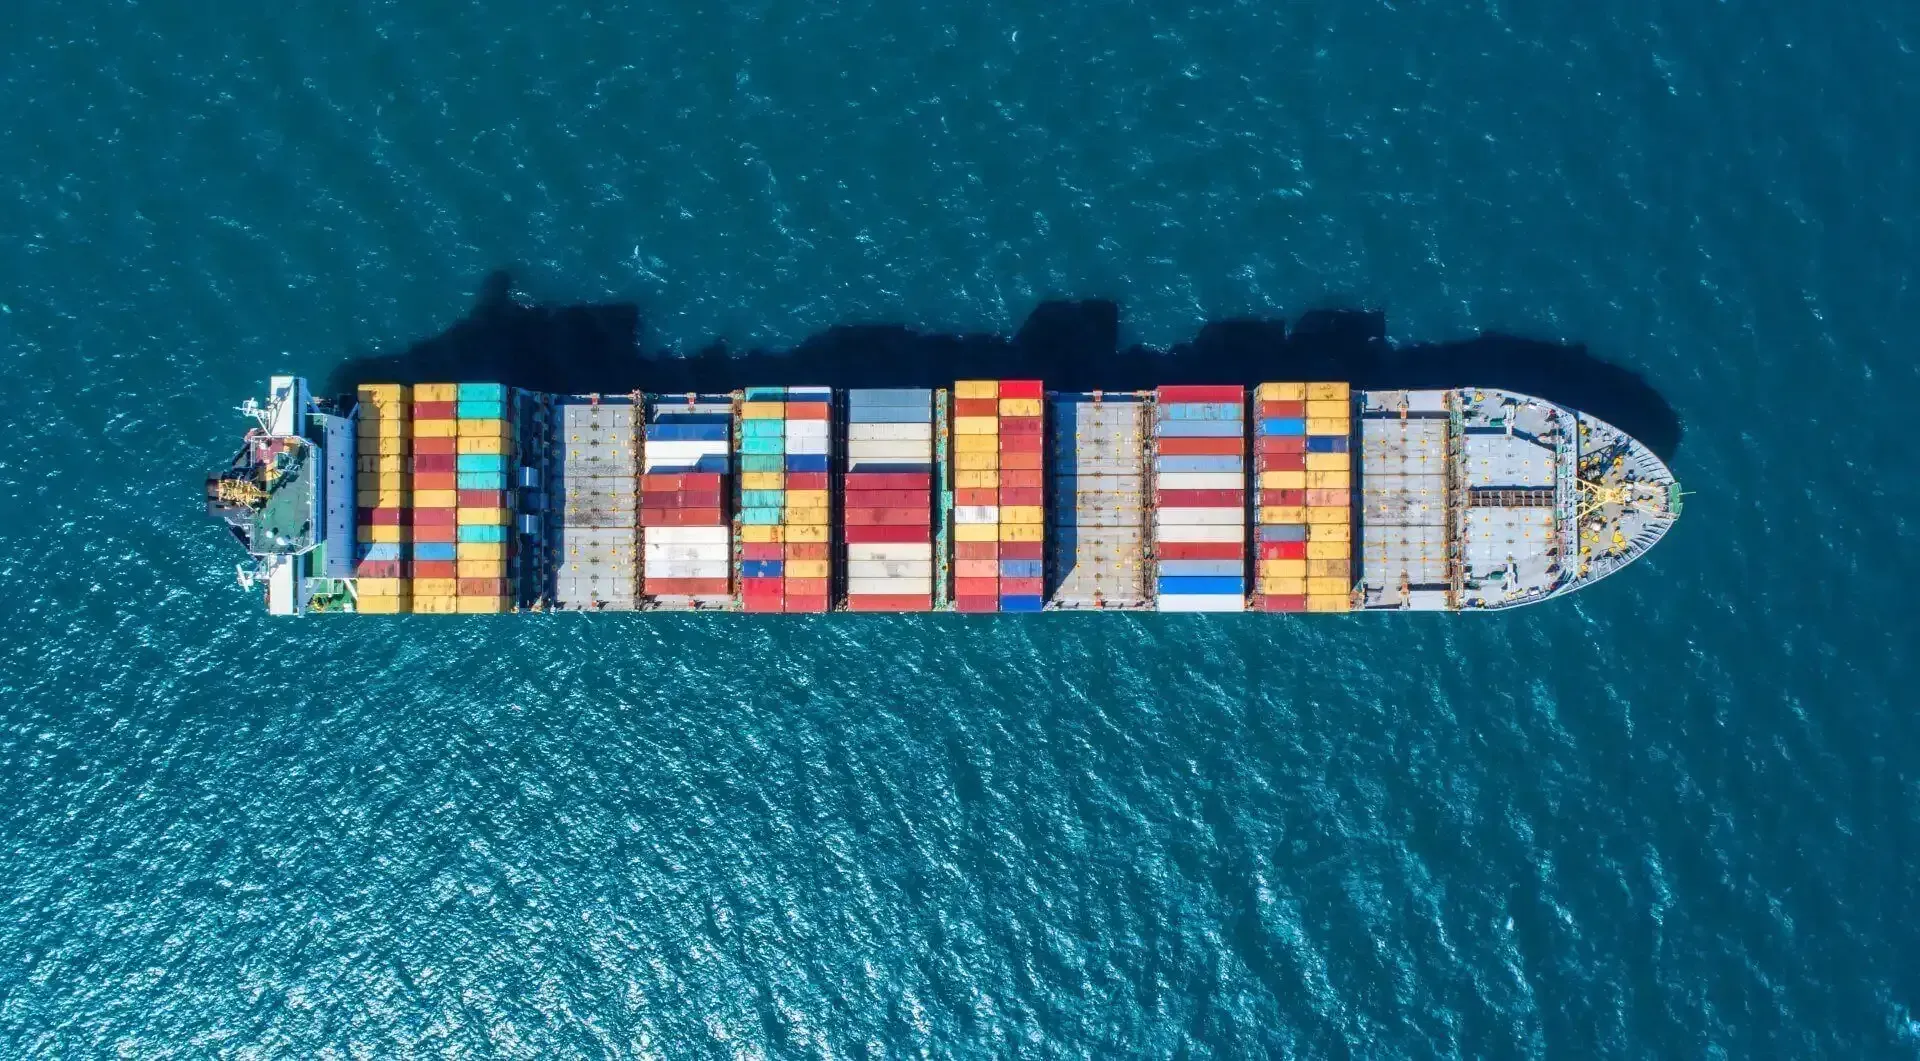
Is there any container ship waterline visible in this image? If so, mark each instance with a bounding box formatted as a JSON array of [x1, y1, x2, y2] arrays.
[[206, 377, 1680, 616]]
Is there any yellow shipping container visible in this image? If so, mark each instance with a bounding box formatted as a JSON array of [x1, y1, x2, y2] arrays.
[[1306, 399, 1350, 419], [1260, 575, 1308, 595], [1307, 540, 1349, 561], [1001, 523, 1043, 543], [955, 380, 998, 399], [955, 523, 998, 542], [456, 507, 510, 525], [741, 401, 785, 419], [456, 596, 511, 614], [358, 403, 405, 422], [1308, 576, 1351, 595], [955, 452, 999, 470], [1306, 382, 1349, 401], [414, 578, 458, 597], [1306, 469, 1350, 490], [356, 455, 406, 474], [1309, 523, 1351, 543], [357, 577, 407, 597], [785, 506, 829, 526], [1306, 417, 1348, 436], [357, 418, 403, 438], [742, 471, 784, 490], [457, 435, 511, 455], [458, 559, 506, 578], [412, 418, 457, 438], [1306, 596, 1351, 613], [742, 525, 784, 543], [412, 594, 459, 614], [998, 397, 1042, 417], [1306, 506, 1350, 525], [374, 470, 404, 491], [356, 524, 407, 545], [787, 490, 829, 509], [457, 541, 506, 560], [357, 383, 409, 405], [786, 523, 829, 544], [1258, 381, 1307, 401], [955, 433, 998, 453], [414, 489, 458, 508], [954, 416, 1000, 435], [414, 383, 458, 402], [356, 490, 404, 508], [785, 559, 830, 579], [356, 595, 408, 614], [456, 418, 512, 438], [1309, 559, 1350, 579], [999, 506, 1044, 525], [1305, 452, 1349, 471], [1260, 505, 1307, 524], [1261, 559, 1307, 577], [370, 437, 409, 455], [956, 470, 999, 488], [1260, 470, 1308, 490]]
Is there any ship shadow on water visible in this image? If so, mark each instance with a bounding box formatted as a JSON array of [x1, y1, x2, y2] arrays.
[[327, 270, 1683, 460]]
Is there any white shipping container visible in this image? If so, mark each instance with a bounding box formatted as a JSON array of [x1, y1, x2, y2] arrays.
[[641, 526, 730, 545], [845, 440, 931, 459], [785, 421, 831, 437], [1155, 471, 1245, 490], [786, 437, 830, 455], [644, 560, 730, 578], [1155, 523, 1246, 543], [846, 575, 929, 595], [846, 543, 934, 561], [846, 560, 935, 579], [1156, 507, 1244, 526], [849, 423, 932, 441], [953, 505, 999, 524], [643, 543, 727, 563], [1156, 594, 1248, 613]]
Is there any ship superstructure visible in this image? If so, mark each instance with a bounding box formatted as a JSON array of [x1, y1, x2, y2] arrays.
[[208, 378, 1679, 615]]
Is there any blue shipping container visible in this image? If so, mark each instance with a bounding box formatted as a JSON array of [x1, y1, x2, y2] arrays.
[[741, 420, 785, 438], [740, 454, 784, 473], [1157, 575, 1245, 595], [1258, 524, 1310, 542], [744, 386, 786, 400], [740, 507, 783, 525], [457, 525, 508, 544], [456, 382, 507, 403], [1306, 435, 1350, 453], [785, 454, 830, 473], [1260, 417, 1307, 436], [413, 542, 458, 562], [998, 595, 1045, 613], [456, 454, 507, 473], [456, 400, 505, 420], [741, 490, 785, 508], [998, 559, 1044, 579], [456, 471, 507, 490], [848, 407, 931, 424], [742, 560, 784, 578]]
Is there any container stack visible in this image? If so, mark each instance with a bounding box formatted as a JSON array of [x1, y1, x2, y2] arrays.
[[1153, 385, 1248, 612], [1253, 382, 1308, 612], [781, 387, 833, 612], [642, 395, 733, 606], [353, 384, 410, 613], [1303, 382, 1354, 613], [843, 389, 935, 611], [555, 397, 639, 609], [737, 388, 787, 613], [453, 383, 513, 613], [406, 383, 460, 614], [950, 380, 1046, 612]]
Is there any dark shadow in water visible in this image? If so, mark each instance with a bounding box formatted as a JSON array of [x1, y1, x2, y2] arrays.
[[327, 270, 1683, 460]]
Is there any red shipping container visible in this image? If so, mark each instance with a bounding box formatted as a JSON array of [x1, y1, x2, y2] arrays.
[[643, 472, 723, 492], [786, 471, 829, 491], [956, 559, 998, 579], [957, 488, 998, 506], [784, 401, 830, 420], [654, 490, 723, 508], [1000, 417, 1043, 435], [1157, 385, 1243, 403], [844, 489, 929, 508], [1000, 470, 1044, 490], [997, 432, 1043, 451], [642, 508, 725, 526], [354, 559, 403, 578], [1259, 435, 1307, 454], [413, 437, 458, 455], [999, 380, 1044, 399], [413, 454, 457, 473], [1265, 489, 1306, 506], [1001, 452, 1044, 471], [1159, 541, 1244, 560], [1259, 400, 1307, 419], [846, 594, 932, 612], [410, 560, 458, 579], [645, 577, 731, 596], [844, 525, 930, 544], [1261, 594, 1309, 612], [1260, 541, 1308, 560], [1158, 489, 1244, 508], [954, 576, 998, 597], [998, 541, 1045, 560], [1306, 488, 1347, 507], [954, 397, 999, 416], [742, 576, 783, 599], [413, 401, 455, 419], [458, 489, 507, 508], [413, 508, 457, 526], [955, 541, 999, 560], [783, 594, 829, 614], [954, 596, 1000, 613], [413, 524, 456, 542], [783, 576, 829, 594], [997, 487, 1043, 506], [784, 542, 831, 561], [1158, 437, 1243, 457], [844, 508, 931, 526], [743, 596, 784, 614], [458, 578, 506, 597], [743, 543, 784, 561], [845, 472, 931, 490], [1259, 453, 1306, 471], [358, 507, 409, 526], [999, 576, 1043, 596], [415, 471, 457, 491]]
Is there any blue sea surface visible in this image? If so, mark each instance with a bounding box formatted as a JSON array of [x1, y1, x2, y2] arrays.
[[4, 1, 1920, 1057]]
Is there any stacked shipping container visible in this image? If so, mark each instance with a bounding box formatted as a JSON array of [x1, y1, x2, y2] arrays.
[[354, 384, 410, 613], [452, 383, 513, 613], [1253, 382, 1354, 612], [843, 389, 935, 611], [737, 388, 787, 613], [407, 384, 460, 614], [783, 388, 832, 612], [1048, 393, 1151, 607], [555, 398, 639, 609], [642, 395, 733, 605], [1303, 383, 1354, 613], [950, 381, 1046, 612], [1153, 386, 1248, 612]]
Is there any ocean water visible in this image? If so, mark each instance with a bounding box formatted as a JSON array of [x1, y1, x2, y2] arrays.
[[3, 0, 1919, 1056]]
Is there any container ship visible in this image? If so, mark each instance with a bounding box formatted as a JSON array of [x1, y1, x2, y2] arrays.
[[205, 377, 1680, 615]]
